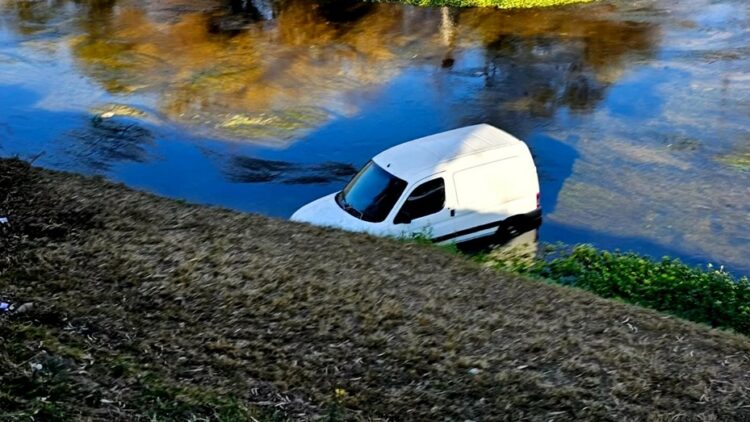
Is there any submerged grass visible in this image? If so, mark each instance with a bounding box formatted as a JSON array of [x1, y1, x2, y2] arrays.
[[3, 158, 750, 420]]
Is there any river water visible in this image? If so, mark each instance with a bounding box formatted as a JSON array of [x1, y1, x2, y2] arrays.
[[1, 0, 749, 274]]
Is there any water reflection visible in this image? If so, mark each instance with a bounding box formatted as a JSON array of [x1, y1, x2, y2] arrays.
[[65, 0, 421, 141], [1, 0, 656, 142], [463, 9, 655, 126], [486, 229, 540, 264], [0, 84, 158, 172], [64, 116, 155, 172], [3, 0, 750, 274]]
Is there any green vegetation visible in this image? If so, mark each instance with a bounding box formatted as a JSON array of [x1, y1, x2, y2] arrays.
[[481, 244, 750, 336], [382, 0, 593, 8], [0, 321, 258, 420], [717, 151, 750, 172], [4, 158, 750, 420]]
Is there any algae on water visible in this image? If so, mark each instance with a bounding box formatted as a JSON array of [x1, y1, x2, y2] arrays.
[[217, 108, 331, 141], [717, 151, 750, 172]]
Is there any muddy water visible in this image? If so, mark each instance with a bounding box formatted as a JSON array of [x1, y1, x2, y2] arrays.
[[0, 0, 748, 274]]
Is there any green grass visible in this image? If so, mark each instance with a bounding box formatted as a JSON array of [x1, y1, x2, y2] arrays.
[[379, 0, 594, 8], [0, 319, 261, 421], [480, 243, 750, 335], [4, 158, 750, 421], [406, 228, 750, 336], [407, 231, 750, 336]]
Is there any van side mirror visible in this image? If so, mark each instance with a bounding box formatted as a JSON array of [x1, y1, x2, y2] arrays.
[[394, 210, 412, 225]]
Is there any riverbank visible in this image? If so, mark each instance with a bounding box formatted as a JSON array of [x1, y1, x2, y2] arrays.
[[2, 158, 750, 421]]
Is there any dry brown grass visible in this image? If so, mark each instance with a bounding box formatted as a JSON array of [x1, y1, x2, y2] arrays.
[[2, 158, 750, 421]]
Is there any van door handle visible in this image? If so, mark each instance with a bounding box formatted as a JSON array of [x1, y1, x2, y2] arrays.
[[450, 209, 455, 217]]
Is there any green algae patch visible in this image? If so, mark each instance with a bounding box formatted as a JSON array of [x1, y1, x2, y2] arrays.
[[217, 108, 330, 141], [380, 0, 594, 8], [90, 104, 149, 120], [717, 151, 750, 172]]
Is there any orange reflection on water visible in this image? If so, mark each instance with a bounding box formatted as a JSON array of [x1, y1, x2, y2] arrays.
[[3, 0, 655, 140]]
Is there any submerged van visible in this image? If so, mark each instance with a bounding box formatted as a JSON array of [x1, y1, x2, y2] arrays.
[[291, 124, 541, 245]]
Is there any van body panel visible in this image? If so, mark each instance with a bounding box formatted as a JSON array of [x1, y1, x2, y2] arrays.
[[449, 226, 499, 244], [372, 124, 523, 182], [291, 193, 374, 233], [291, 124, 541, 244]]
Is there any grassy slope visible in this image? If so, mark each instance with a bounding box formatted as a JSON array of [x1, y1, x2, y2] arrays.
[[2, 158, 750, 421]]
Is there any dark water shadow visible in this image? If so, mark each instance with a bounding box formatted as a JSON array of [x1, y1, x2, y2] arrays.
[[209, 0, 270, 35], [216, 153, 357, 185], [65, 117, 155, 172], [314, 0, 376, 25], [528, 134, 579, 215]]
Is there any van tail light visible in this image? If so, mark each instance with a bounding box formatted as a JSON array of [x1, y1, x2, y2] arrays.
[[536, 192, 541, 209]]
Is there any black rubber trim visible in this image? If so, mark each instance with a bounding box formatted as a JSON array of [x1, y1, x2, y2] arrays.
[[432, 220, 504, 243], [431, 208, 542, 243]]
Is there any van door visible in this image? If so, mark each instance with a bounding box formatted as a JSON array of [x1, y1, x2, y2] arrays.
[[390, 177, 455, 240]]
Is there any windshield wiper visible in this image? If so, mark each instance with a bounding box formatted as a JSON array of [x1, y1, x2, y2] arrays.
[[337, 193, 364, 220], [343, 202, 364, 220]]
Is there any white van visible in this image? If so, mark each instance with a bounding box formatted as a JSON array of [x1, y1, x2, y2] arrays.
[[291, 124, 541, 245]]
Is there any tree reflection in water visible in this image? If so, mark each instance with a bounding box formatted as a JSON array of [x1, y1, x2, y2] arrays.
[[65, 116, 155, 172], [0, 0, 656, 142]]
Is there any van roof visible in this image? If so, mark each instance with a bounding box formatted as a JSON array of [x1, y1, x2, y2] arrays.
[[373, 124, 525, 182]]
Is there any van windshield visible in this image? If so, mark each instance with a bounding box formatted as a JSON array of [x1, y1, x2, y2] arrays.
[[337, 161, 407, 223]]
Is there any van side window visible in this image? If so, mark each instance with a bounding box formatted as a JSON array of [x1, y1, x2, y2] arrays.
[[395, 178, 445, 224]]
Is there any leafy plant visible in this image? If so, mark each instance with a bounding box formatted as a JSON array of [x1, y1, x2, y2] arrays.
[[483, 244, 750, 335]]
